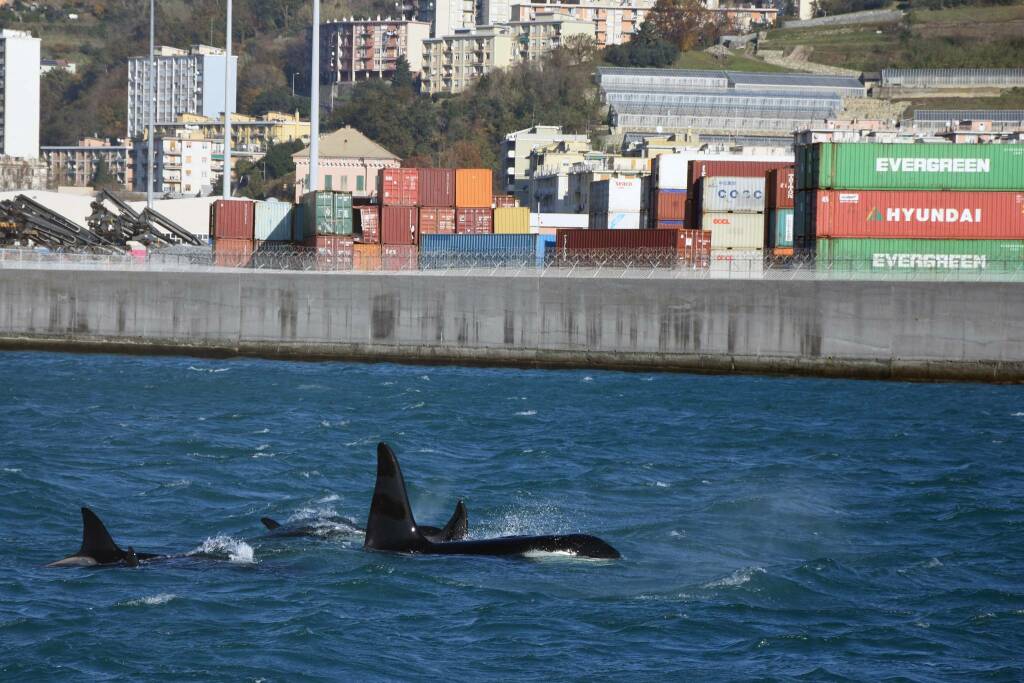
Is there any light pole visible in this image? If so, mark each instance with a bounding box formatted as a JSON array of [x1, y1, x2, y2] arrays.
[[292, 72, 300, 97], [147, 0, 155, 209], [309, 0, 320, 197], [223, 0, 233, 199]]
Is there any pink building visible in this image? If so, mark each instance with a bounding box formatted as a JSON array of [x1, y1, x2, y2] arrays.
[[292, 126, 401, 202]]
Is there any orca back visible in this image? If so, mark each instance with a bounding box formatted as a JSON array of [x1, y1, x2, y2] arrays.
[[78, 507, 125, 565], [364, 443, 428, 552]]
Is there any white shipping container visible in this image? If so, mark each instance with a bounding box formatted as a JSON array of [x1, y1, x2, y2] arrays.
[[530, 213, 590, 229], [590, 177, 644, 214], [655, 151, 796, 191], [704, 212, 765, 249], [709, 249, 765, 277], [700, 177, 766, 213], [590, 212, 643, 230]]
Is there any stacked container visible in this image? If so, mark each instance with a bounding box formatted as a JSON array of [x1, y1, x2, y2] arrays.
[[797, 142, 1024, 272], [493, 195, 518, 208], [687, 160, 792, 228], [419, 207, 456, 235], [553, 228, 711, 267], [353, 242, 382, 271], [211, 199, 255, 267], [419, 234, 539, 268], [299, 191, 353, 238], [764, 166, 795, 255], [379, 168, 420, 207], [589, 177, 643, 230], [455, 169, 492, 208], [381, 206, 418, 245], [456, 207, 493, 234], [696, 176, 766, 268], [355, 206, 379, 243], [253, 200, 293, 242], [651, 154, 688, 229], [494, 207, 530, 234]]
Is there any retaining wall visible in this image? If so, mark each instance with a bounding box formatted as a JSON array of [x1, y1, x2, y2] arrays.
[[0, 268, 1022, 381]]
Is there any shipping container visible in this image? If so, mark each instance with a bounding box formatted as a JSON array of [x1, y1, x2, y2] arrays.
[[378, 168, 419, 206], [793, 190, 816, 249], [353, 242, 382, 271], [766, 209, 794, 248], [355, 206, 379, 243], [301, 191, 353, 236], [494, 207, 530, 233], [455, 207, 493, 234], [493, 194, 518, 208], [654, 189, 687, 222], [210, 199, 254, 240], [589, 177, 643, 214], [688, 160, 792, 195], [697, 177, 767, 214], [765, 167, 796, 209], [381, 244, 418, 271], [678, 229, 712, 267], [709, 249, 764, 276], [291, 203, 304, 241], [213, 237, 253, 267], [773, 247, 795, 257], [653, 154, 688, 190], [455, 169, 493, 208], [703, 212, 765, 249], [801, 142, 1024, 191], [381, 206, 419, 245], [591, 212, 643, 230], [420, 234, 537, 267], [816, 237, 1024, 272], [417, 168, 455, 207], [656, 220, 686, 229], [531, 212, 589, 230], [419, 207, 456, 235], [253, 200, 293, 241], [811, 190, 1024, 239]]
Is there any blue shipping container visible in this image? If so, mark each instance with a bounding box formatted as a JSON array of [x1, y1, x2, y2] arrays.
[[254, 200, 294, 241], [420, 234, 539, 267]]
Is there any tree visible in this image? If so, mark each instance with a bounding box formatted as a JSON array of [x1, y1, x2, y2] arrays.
[[644, 0, 727, 52], [391, 56, 416, 93], [604, 19, 680, 67], [91, 158, 119, 190]]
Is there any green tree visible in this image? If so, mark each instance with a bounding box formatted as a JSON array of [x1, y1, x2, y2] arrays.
[[91, 157, 119, 190]]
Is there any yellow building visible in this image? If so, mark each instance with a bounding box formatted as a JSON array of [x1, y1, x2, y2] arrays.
[[147, 111, 310, 155], [422, 26, 516, 95]]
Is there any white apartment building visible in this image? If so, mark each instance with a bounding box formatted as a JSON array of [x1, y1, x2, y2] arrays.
[[422, 26, 515, 95], [478, 0, 512, 26], [132, 135, 221, 196], [510, 11, 595, 62], [0, 29, 41, 159], [433, 0, 477, 38], [127, 45, 238, 139], [321, 18, 431, 82]]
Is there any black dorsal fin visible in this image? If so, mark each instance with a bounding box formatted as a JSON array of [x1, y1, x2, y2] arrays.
[[260, 517, 281, 530], [364, 443, 426, 552], [79, 507, 124, 564], [439, 500, 468, 542]]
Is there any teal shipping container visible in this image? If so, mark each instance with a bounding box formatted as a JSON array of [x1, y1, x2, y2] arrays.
[[419, 234, 539, 267], [766, 208, 794, 249], [253, 200, 293, 241], [816, 237, 1024, 273], [300, 191, 353, 236]]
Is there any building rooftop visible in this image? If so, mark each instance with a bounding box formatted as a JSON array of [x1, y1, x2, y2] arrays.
[[292, 126, 399, 160]]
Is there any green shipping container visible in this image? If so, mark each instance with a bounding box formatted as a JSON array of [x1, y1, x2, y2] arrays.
[[801, 143, 1024, 191], [300, 191, 354, 236], [816, 238, 1024, 273], [766, 208, 794, 249]]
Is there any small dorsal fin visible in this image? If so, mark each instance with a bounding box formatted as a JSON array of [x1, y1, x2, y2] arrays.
[[439, 499, 468, 542], [79, 507, 124, 564], [260, 517, 281, 530], [364, 443, 426, 552]]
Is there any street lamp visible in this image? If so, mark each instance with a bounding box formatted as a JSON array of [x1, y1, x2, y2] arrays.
[[292, 72, 300, 97], [223, 0, 233, 200], [309, 0, 320, 196], [147, 0, 155, 209]]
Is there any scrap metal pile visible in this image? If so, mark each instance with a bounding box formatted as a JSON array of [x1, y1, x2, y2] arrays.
[[0, 191, 202, 251]]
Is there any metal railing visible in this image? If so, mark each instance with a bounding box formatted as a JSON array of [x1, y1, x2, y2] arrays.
[[2, 246, 1024, 282]]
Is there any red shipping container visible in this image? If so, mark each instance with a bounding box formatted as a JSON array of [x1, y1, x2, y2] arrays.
[[654, 190, 687, 221], [304, 234, 354, 270], [353, 242, 382, 271], [455, 207, 493, 234], [419, 207, 456, 234], [656, 220, 686, 229], [765, 167, 796, 209], [379, 168, 420, 206], [381, 244, 418, 271], [678, 229, 712, 267], [493, 194, 518, 208], [213, 237, 253, 267], [356, 206, 379, 243], [687, 160, 792, 194], [812, 190, 1024, 239], [555, 228, 680, 251], [210, 199, 254, 240], [418, 168, 455, 207], [381, 206, 419, 245]]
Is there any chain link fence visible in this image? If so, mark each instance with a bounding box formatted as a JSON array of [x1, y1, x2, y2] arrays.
[[2, 246, 1024, 282]]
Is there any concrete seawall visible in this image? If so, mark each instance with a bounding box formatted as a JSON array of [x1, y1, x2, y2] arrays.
[[1, 268, 1022, 382]]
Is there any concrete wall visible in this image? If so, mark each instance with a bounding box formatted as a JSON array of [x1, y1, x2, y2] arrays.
[[1, 268, 1023, 382]]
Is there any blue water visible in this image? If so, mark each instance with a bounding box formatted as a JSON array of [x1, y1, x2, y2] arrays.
[[1, 352, 1022, 680]]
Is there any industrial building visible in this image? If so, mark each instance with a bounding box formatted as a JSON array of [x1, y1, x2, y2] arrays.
[[501, 125, 591, 197], [320, 18, 432, 83], [0, 29, 41, 160], [127, 45, 238, 139]]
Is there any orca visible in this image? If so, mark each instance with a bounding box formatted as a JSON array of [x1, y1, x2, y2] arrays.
[[260, 499, 468, 543], [363, 443, 620, 560], [47, 507, 161, 568]]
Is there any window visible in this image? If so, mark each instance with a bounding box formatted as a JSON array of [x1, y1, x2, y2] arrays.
[[356, 175, 364, 192], [325, 174, 333, 191]]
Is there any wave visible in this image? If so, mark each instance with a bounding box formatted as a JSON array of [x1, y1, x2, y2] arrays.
[[515, 410, 537, 416], [190, 536, 256, 564], [118, 593, 177, 607], [187, 366, 229, 374], [702, 566, 766, 589]]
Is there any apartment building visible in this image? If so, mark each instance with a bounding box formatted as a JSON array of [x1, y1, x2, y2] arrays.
[[510, 11, 595, 62], [321, 18, 431, 82], [433, 0, 477, 38], [500, 125, 591, 196], [478, 0, 512, 26], [422, 26, 515, 95], [132, 135, 221, 196], [42, 138, 133, 189], [152, 112, 310, 155], [127, 45, 238, 139], [0, 29, 41, 159], [510, 0, 653, 47]]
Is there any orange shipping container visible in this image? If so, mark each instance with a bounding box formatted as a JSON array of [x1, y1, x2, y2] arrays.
[[353, 242, 382, 271], [381, 244, 418, 271], [213, 238, 253, 267], [455, 169, 493, 208], [419, 207, 456, 234]]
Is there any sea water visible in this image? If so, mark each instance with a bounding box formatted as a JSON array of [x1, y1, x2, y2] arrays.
[[0, 352, 1022, 679]]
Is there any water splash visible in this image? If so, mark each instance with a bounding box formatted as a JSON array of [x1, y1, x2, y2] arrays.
[[118, 594, 177, 607], [191, 536, 256, 564]]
